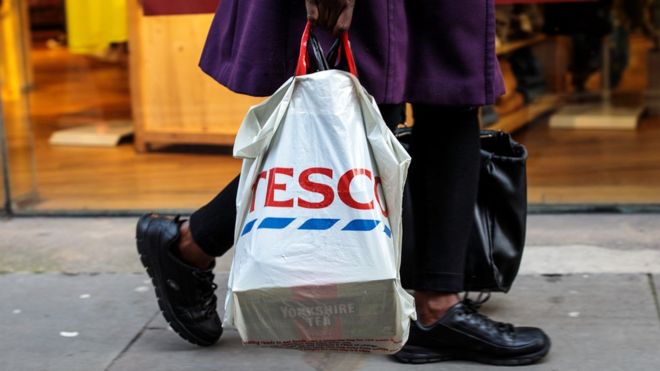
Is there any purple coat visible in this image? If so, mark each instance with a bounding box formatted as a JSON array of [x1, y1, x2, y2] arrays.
[[199, 0, 504, 106]]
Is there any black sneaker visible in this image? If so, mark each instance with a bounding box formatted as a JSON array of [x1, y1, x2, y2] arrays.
[[136, 214, 223, 346], [394, 299, 551, 366]]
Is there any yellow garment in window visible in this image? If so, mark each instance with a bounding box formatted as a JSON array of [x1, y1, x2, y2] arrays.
[[65, 0, 127, 54]]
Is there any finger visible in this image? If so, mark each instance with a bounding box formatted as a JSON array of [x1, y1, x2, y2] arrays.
[[323, 4, 345, 34], [333, 4, 355, 36], [317, 2, 331, 30], [305, 1, 319, 24]]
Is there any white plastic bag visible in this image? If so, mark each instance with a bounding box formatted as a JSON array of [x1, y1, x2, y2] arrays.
[[226, 41, 415, 353]]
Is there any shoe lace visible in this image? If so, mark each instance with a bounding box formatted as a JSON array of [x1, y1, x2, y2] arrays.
[[192, 270, 218, 317], [461, 291, 491, 308], [460, 294, 515, 336]]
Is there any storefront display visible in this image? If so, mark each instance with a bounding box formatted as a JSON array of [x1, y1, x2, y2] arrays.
[[128, 0, 260, 151], [1, 0, 659, 213]]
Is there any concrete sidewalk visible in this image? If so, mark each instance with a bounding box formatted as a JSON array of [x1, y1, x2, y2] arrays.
[[2, 215, 660, 370]]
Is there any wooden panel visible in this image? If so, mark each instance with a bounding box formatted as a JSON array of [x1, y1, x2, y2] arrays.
[[2, 98, 39, 205], [515, 115, 660, 205], [1, 0, 33, 100], [140, 131, 238, 146], [129, 0, 262, 149], [127, 0, 146, 151]]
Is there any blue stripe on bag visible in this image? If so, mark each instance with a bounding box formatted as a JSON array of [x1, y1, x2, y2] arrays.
[[258, 217, 296, 230], [383, 224, 392, 238], [298, 218, 340, 230], [342, 219, 380, 231], [241, 219, 257, 236]]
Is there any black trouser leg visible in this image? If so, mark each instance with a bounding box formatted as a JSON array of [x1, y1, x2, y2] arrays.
[[189, 176, 239, 257], [188, 104, 405, 257], [400, 105, 481, 293]]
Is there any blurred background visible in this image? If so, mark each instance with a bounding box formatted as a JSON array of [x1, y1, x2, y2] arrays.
[[1, 0, 659, 215]]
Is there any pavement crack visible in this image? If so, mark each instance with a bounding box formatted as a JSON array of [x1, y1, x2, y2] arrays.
[[647, 273, 660, 325], [104, 310, 159, 371]]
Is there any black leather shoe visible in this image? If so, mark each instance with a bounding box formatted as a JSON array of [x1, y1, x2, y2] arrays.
[[136, 214, 222, 346], [394, 299, 551, 366]]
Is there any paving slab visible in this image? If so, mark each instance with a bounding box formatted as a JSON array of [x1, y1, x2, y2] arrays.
[[0, 217, 234, 273], [0, 218, 142, 273], [2, 215, 659, 275], [109, 274, 660, 371], [519, 244, 660, 274], [0, 273, 158, 371], [525, 214, 660, 250]]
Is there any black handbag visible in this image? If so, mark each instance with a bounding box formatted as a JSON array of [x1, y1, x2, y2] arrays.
[[463, 130, 528, 293], [397, 128, 528, 293]]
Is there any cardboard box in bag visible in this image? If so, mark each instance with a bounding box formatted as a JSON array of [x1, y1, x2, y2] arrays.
[[233, 279, 405, 353]]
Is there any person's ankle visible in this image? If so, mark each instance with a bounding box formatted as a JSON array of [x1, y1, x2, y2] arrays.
[[177, 220, 214, 269], [414, 291, 460, 326]]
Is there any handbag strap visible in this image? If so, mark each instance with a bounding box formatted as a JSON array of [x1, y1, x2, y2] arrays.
[[295, 20, 358, 77]]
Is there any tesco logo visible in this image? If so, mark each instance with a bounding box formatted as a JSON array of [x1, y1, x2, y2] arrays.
[[250, 167, 389, 217]]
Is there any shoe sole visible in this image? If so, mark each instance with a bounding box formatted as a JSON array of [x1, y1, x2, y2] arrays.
[[136, 214, 218, 347], [393, 338, 551, 366]]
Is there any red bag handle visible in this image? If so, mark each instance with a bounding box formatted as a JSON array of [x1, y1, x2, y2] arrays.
[[295, 20, 358, 77], [339, 31, 358, 77], [295, 21, 312, 76]]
